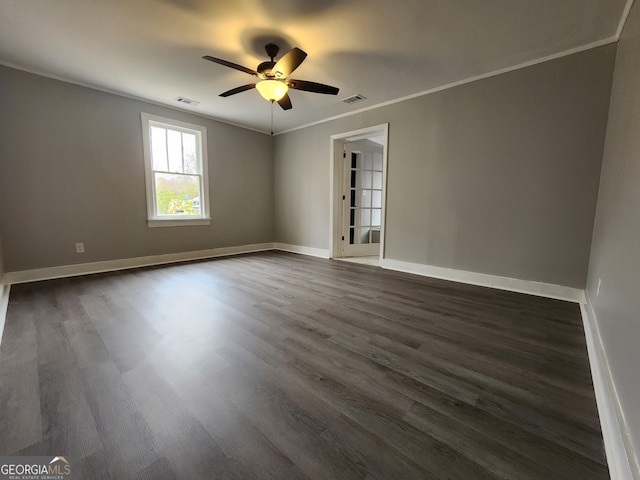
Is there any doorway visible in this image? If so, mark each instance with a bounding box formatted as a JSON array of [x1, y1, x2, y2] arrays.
[[330, 124, 389, 260]]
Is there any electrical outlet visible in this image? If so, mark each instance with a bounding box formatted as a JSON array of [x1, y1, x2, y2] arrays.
[[597, 278, 602, 296], [75, 242, 85, 254]]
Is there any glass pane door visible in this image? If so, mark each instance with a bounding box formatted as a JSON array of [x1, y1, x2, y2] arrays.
[[342, 143, 384, 257]]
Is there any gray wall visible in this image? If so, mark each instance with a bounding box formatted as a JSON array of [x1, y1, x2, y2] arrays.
[[0, 66, 274, 272], [587, 0, 640, 469], [275, 45, 616, 288]]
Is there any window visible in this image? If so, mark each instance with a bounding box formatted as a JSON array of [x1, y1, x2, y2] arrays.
[[141, 113, 210, 227]]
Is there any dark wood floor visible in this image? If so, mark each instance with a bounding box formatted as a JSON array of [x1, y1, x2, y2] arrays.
[[0, 251, 608, 479]]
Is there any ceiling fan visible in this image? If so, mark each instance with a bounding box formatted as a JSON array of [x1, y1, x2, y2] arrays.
[[203, 44, 339, 110]]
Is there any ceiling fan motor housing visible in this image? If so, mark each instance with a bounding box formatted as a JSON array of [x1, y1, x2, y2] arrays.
[[257, 61, 276, 77]]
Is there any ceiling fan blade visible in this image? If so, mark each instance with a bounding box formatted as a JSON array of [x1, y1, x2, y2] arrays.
[[272, 48, 307, 78], [203, 55, 258, 76], [219, 83, 256, 97], [288, 79, 339, 95], [277, 93, 292, 110]]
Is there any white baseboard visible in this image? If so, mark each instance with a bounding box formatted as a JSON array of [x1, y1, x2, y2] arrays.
[[274, 243, 330, 259], [581, 296, 638, 480], [4, 243, 276, 285], [3, 242, 331, 286], [380, 258, 585, 303]]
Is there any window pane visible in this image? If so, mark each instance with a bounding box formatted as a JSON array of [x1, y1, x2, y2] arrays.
[[373, 172, 383, 189], [373, 152, 383, 171], [372, 190, 382, 208], [350, 208, 358, 227], [154, 172, 200, 216], [182, 133, 198, 174], [372, 208, 381, 227], [359, 189, 372, 208], [360, 208, 371, 227], [361, 171, 372, 189], [357, 228, 370, 244], [371, 227, 380, 244], [167, 129, 183, 173], [351, 152, 361, 169], [363, 152, 373, 170], [150, 127, 168, 171]]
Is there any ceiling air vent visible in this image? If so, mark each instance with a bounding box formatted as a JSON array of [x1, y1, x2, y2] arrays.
[[342, 94, 367, 104], [175, 97, 200, 106]]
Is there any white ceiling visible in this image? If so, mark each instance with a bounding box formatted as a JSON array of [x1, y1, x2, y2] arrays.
[[0, 0, 630, 134]]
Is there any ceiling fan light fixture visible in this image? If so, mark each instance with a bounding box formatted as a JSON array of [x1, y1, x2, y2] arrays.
[[256, 80, 288, 102]]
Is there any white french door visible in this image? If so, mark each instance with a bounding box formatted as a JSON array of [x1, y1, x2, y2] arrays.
[[341, 142, 384, 257]]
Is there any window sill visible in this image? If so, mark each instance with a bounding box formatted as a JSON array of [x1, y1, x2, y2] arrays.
[[148, 218, 211, 228]]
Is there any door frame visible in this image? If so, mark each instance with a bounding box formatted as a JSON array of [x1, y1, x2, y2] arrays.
[[329, 123, 389, 259]]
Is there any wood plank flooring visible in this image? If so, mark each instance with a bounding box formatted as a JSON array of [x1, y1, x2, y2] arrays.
[[0, 251, 608, 479]]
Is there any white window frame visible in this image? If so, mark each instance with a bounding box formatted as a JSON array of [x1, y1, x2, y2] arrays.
[[141, 112, 211, 227]]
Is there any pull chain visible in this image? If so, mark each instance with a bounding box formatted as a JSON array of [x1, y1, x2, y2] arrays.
[[270, 100, 274, 136]]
